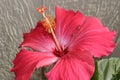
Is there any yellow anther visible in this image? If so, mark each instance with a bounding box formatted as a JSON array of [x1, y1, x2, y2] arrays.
[[40, 15, 56, 33], [36, 6, 55, 33]]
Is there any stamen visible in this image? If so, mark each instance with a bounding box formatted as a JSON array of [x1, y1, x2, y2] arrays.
[[36, 6, 62, 53]]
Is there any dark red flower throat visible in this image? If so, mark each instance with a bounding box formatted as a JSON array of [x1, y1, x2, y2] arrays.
[[53, 47, 68, 57]]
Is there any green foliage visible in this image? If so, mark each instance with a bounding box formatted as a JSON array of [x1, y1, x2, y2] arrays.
[[111, 67, 120, 80], [92, 58, 120, 80]]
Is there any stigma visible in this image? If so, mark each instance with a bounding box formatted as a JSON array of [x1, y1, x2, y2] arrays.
[[36, 6, 56, 33]]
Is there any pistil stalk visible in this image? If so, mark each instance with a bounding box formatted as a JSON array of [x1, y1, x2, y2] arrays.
[[36, 6, 62, 53]]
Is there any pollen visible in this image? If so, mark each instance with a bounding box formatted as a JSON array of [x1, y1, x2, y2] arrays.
[[40, 15, 56, 33], [36, 6, 56, 33]]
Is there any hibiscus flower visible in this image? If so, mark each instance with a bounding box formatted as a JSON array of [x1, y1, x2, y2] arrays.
[[11, 6, 116, 80]]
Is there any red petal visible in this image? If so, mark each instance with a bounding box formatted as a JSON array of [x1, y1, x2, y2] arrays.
[[11, 49, 57, 80], [69, 17, 116, 58], [46, 50, 94, 80], [55, 6, 86, 49], [20, 22, 56, 52]]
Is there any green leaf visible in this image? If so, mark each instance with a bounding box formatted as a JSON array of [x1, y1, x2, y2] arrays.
[[91, 60, 99, 80], [92, 58, 120, 80]]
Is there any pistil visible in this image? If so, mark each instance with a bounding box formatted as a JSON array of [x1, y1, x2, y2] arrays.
[[36, 6, 62, 53]]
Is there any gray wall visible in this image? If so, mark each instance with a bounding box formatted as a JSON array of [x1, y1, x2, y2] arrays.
[[0, 0, 120, 80]]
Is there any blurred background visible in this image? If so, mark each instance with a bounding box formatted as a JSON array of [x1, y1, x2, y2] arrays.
[[0, 0, 120, 80]]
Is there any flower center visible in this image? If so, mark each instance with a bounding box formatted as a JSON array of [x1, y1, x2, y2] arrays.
[[36, 6, 62, 54], [53, 48, 68, 57]]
